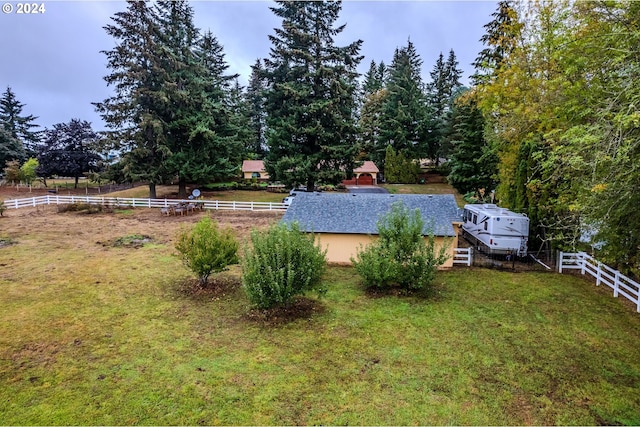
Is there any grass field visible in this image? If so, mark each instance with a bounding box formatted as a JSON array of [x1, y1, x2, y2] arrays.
[[381, 183, 465, 207], [1, 208, 639, 425]]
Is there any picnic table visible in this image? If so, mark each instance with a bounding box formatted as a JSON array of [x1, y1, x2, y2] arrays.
[[160, 201, 203, 216]]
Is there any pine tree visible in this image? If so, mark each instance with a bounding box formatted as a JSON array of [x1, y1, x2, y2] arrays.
[[154, 1, 241, 198], [447, 91, 497, 198], [0, 128, 25, 168], [193, 30, 243, 183], [362, 60, 385, 96], [471, 0, 521, 85], [379, 40, 429, 166], [263, 1, 363, 191], [94, 0, 171, 199], [245, 59, 268, 158], [227, 79, 254, 163], [426, 49, 464, 162], [359, 88, 387, 165], [0, 87, 41, 156]]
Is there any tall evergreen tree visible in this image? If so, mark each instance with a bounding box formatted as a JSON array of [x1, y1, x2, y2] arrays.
[[379, 40, 429, 167], [358, 88, 387, 165], [0, 128, 25, 168], [0, 87, 41, 156], [447, 91, 497, 198], [263, 1, 363, 191], [193, 30, 243, 183], [227, 78, 254, 162], [426, 49, 463, 162], [94, 0, 171, 199], [245, 59, 268, 158], [154, 1, 241, 197], [471, 0, 521, 86], [362, 60, 386, 96]]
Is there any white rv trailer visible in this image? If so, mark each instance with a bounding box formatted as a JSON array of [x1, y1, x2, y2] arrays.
[[462, 204, 529, 257]]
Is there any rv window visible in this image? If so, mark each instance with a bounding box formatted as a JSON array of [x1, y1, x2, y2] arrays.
[[484, 221, 488, 231], [473, 214, 477, 225]]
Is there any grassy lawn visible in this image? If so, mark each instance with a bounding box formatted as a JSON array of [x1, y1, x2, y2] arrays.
[[382, 183, 466, 207], [1, 210, 639, 425], [107, 185, 286, 203]]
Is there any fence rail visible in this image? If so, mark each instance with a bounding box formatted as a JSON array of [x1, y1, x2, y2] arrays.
[[559, 251, 640, 313], [4, 195, 288, 212], [453, 247, 473, 266]]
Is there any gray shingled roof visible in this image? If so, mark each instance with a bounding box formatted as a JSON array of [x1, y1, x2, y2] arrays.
[[281, 193, 462, 236]]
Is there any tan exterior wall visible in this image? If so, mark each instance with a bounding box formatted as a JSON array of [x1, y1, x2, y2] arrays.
[[243, 171, 270, 180], [315, 232, 458, 268]]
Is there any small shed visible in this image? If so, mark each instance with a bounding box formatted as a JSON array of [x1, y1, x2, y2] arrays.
[[343, 161, 380, 186], [241, 160, 269, 181], [281, 193, 462, 266]]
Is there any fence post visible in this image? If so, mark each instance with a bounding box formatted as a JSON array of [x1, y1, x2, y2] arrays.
[[614, 271, 620, 298], [559, 251, 564, 273], [580, 253, 586, 275], [596, 262, 602, 286], [468, 247, 473, 266]]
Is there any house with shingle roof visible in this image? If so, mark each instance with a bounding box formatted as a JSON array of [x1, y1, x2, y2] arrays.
[[241, 160, 269, 181], [281, 193, 462, 266]]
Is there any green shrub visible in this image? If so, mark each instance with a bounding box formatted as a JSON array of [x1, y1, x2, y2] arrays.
[[242, 222, 327, 309], [20, 158, 39, 185], [175, 217, 239, 287], [351, 202, 450, 291], [384, 145, 420, 184]]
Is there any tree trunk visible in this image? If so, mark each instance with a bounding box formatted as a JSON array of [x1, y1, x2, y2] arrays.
[[306, 177, 314, 192], [74, 176, 79, 189], [178, 177, 188, 199], [149, 182, 157, 199]]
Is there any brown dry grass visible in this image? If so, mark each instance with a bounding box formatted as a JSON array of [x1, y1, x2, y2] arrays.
[[1, 205, 282, 245]]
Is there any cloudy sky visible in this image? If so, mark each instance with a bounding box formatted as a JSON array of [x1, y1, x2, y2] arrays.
[[0, 0, 498, 132]]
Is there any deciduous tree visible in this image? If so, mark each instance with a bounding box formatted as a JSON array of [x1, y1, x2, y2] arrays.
[[37, 119, 101, 188]]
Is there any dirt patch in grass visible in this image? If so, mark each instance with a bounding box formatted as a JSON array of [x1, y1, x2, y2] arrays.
[[109, 234, 154, 248], [0, 237, 16, 249], [177, 275, 243, 299], [245, 296, 326, 326]]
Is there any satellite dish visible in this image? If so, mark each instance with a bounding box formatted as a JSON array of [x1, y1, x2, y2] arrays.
[[192, 189, 201, 198]]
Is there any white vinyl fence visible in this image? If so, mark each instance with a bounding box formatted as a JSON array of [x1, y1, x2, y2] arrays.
[[3, 195, 288, 212], [453, 247, 473, 266], [559, 251, 640, 313]]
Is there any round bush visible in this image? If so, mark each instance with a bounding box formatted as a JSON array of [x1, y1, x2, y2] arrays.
[[242, 222, 327, 309]]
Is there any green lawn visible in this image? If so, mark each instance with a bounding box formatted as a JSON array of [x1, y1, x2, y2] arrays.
[[1, 220, 639, 426], [382, 182, 465, 207], [107, 185, 286, 203]]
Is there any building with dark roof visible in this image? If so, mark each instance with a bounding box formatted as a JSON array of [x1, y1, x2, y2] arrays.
[[281, 193, 462, 266]]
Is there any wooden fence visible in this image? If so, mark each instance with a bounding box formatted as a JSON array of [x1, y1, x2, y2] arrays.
[[559, 252, 640, 313], [3, 195, 288, 212], [453, 247, 473, 266]]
